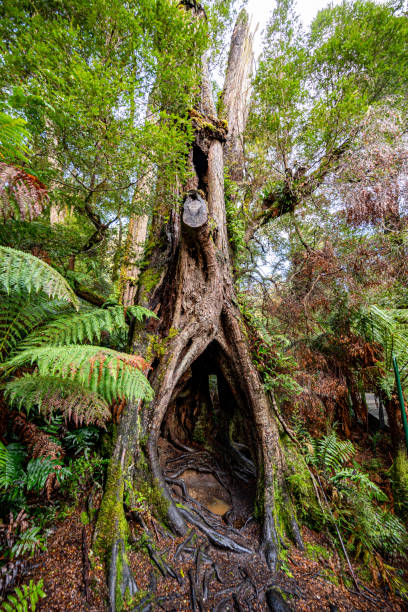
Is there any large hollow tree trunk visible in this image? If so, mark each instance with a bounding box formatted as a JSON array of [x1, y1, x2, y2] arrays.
[[96, 9, 302, 610]]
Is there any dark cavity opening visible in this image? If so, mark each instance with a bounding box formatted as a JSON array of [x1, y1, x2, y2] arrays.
[[192, 144, 208, 195], [159, 344, 257, 527]]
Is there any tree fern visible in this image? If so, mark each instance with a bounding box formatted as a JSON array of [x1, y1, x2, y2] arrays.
[[0, 294, 67, 359], [0, 442, 26, 489], [18, 305, 152, 350], [355, 305, 408, 369], [0, 163, 48, 222], [3, 345, 153, 404], [5, 374, 111, 427], [0, 247, 79, 307]]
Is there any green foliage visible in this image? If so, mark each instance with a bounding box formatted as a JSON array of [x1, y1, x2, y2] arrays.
[[329, 468, 387, 502], [311, 432, 355, 473], [10, 526, 46, 559], [0, 0, 207, 232], [392, 448, 408, 519], [5, 375, 111, 428], [0, 579, 46, 612], [0, 247, 78, 307], [0, 113, 30, 162], [18, 305, 135, 349], [298, 428, 408, 557], [25, 458, 70, 494], [3, 345, 153, 404], [0, 442, 26, 489], [0, 247, 154, 429], [247, 318, 302, 402], [63, 427, 100, 458], [0, 295, 67, 359], [354, 305, 408, 397], [0, 442, 69, 503]]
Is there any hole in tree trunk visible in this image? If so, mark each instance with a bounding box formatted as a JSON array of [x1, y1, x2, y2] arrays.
[[158, 343, 257, 528], [192, 144, 208, 195]]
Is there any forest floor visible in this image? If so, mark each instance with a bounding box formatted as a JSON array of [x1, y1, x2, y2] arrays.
[[24, 506, 407, 611], [23, 431, 408, 611]]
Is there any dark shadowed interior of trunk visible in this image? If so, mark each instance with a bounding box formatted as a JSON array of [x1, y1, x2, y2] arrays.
[[158, 344, 258, 528]]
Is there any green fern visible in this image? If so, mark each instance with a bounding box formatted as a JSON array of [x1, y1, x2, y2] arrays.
[[0, 442, 26, 488], [0, 579, 46, 612], [3, 345, 153, 404], [0, 113, 30, 162], [18, 305, 150, 349], [5, 374, 111, 427], [126, 305, 157, 322], [0, 294, 67, 358], [10, 526, 46, 558], [0, 246, 79, 307], [312, 432, 355, 472], [354, 497, 407, 554], [25, 457, 69, 493], [329, 467, 388, 502], [64, 426, 100, 458]]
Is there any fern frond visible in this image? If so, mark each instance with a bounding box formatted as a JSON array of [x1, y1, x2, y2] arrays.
[[5, 374, 111, 428], [10, 525, 46, 558], [313, 432, 355, 472], [355, 305, 408, 369], [4, 345, 152, 404], [127, 305, 157, 322], [0, 163, 48, 221], [25, 457, 64, 493], [0, 246, 79, 307], [19, 305, 131, 349], [357, 503, 407, 553], [0, 294, 68, 359], [0, 442, 26, 489], [330, 467, 388, 502], [0, 578, 46, 612], [0, 113, 30, 162]]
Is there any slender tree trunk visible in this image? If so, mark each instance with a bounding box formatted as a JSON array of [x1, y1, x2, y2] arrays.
[[96, 10, 302, 610], [119, 105, 156, 306]]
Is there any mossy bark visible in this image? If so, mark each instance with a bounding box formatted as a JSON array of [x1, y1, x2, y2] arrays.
[[94, 401, 140, 611]]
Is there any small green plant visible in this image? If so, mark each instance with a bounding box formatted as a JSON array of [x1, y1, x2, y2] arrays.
[[61, 455, 108, 500], [0, 579, 46, 611], [0, 442, 70, 510], [63, 426, 100, 458], [11, 526, 46, 559]]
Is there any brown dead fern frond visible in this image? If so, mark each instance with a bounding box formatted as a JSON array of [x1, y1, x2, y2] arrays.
[[0, 163, 48, 221], [12, 412, 63, 498]]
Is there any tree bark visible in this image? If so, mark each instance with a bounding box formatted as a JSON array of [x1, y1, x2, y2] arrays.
[[221, 9, 254, 182]]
